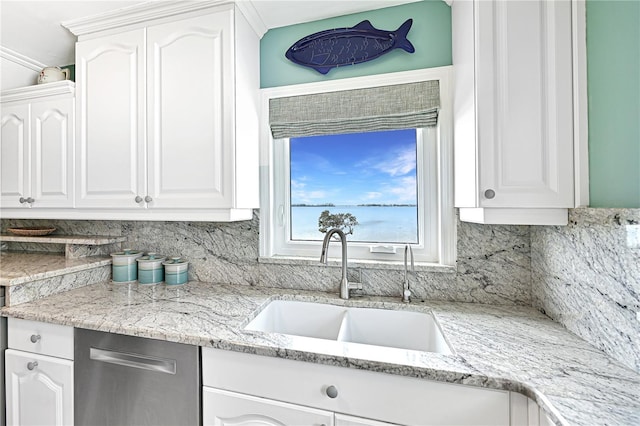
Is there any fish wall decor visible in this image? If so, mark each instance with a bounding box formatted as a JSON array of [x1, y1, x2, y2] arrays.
[[285, 19, 415, 75]]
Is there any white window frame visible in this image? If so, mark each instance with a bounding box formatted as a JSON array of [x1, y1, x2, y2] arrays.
[[259, 67, 455, 266]]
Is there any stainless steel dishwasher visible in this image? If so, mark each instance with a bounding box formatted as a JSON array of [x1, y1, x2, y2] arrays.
[[75, 328, 200, 425]]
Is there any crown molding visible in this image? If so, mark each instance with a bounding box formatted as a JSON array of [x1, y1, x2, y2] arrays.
[[62, 0, 266, 39], [0, 46, 47, 72], [235, 1, 267, 38], [1, 80, 75, 103]]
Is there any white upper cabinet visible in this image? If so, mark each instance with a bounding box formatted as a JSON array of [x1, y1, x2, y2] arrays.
[[67, 2, 260, 221], [75, 29, 145, 210], [146, 12, 231, 210], [452, 0, 587, 225], [1, 82, 75, 213]]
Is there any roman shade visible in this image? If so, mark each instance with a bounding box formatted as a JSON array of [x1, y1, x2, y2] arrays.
[[269, 80, 440, 139]]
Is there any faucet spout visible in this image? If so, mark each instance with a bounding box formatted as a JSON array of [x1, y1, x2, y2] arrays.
[[403, 245, 414, 303], [320, 228, 361, 299]]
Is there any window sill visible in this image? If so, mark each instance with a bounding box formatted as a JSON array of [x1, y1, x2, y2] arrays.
[[258, 256, 456, 273]]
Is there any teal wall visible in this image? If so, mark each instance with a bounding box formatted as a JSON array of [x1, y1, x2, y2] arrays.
[[260, 1, 451, 88], [261, 0, 640, 207], [587, 0, 640, 207]]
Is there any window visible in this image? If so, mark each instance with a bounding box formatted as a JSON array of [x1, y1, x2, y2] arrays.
[[260, 68, 455, 265], [290, 129, 420, 244]]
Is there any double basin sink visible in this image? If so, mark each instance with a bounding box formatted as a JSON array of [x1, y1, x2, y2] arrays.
[[245, 300, 453, 355]]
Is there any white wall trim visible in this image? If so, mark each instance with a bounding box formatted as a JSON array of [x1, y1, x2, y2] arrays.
[[0, 46, 47, 72], [259, 67, 456, 266], [0, 81, 75, 103], [235, 1, 267, 38], [572, 0, 589, 207]]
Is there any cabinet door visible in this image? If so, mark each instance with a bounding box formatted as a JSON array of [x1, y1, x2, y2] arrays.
[[5, 349, 73, 426], [475, 0, 573, 208], [1, 104, 30, 208], [335, 413, 399, 426], [75, 28, 146, 209], [146, 10, 234, 209], [30, 98, 74, 208], [203, 387, 334, 426]]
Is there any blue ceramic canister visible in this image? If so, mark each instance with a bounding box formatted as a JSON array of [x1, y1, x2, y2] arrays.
[[162, 257, 189, 285], [136, 253, 166, 285], [110, 249, 144, 282]]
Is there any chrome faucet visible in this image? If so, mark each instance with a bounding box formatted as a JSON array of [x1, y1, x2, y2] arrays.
[[403, 245, 414, 303], [320, 228, 362, 299]]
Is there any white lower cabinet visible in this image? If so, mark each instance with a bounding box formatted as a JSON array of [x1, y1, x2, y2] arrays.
[[509, 392, 555, 426], [5, 318, 74, 426], [202, 348, 509, 426], [203, 387, 400, 426], [5, 350, 73, 426], [335, 414, 399, 426], [203, 387, 334, 426]]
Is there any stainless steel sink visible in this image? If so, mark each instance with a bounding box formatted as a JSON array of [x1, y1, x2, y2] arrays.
[[245, 300, 453, 354]]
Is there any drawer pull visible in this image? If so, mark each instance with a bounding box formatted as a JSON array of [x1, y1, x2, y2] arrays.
[[325, 385, 338, 398], [27, 361, 38, 371], [30, 334, 41, 343]]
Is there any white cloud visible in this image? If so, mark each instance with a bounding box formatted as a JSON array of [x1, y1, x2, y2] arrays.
[[385, 176, 417, 203], [366, 192, 382, 199], [375, 147, 416, 177], [292, 189, 329, 203], [291, 179, 306, 189], [356, 146, 416, 178]]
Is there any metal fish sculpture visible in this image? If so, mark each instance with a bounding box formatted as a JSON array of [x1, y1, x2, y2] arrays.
[[285, 19, 415, 75]]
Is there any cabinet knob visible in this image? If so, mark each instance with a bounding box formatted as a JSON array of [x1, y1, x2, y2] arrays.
[[144, 195, 153, 203], [19, 197, 27, 204], [484, 189, 496, 199], [26, 197, 35, 204], [325, 385, 338, 399], [135, 196, 143, 203], [27, 361, 38, 371], [30, 334, 41, 343]]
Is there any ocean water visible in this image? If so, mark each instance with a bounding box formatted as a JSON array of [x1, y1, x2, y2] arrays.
[[291, 206, 418, 243]]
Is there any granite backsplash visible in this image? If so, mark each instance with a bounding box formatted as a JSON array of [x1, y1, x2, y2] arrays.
[[4, 208, 638, 374], [0, 211, 532, 306], [531, 208, 640, 374]]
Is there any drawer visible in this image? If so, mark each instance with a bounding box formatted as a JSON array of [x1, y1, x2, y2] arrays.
[[8, 318, 74, 360], [202, 348, 509, 426]]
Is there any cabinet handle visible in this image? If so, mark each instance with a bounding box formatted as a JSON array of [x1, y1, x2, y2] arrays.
[[325, 385, 338, 398], [19, 197, 27, 204], [144, 195, 153, 203], [90, 347, 177, 374], [135, 196, 143, 203], [27, 197, 35, 204], [484, 189, 496, 199], [27, 361, 38, 371], [30, 334, 41, 343]]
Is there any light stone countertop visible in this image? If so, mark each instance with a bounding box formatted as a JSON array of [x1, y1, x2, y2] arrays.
[[0, 252, 111, 286], [0, 234, 125, 245], [1, 281, 639, 426]]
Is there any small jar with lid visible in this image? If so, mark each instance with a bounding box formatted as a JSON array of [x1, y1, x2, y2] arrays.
[[136, 253, 167, 285], [111, 249, 144, 283], [163, 257, 189, 285]]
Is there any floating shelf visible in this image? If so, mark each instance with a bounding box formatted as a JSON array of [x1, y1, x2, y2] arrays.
[[0, 234, 125, 245], [0, 234, 125, 259]]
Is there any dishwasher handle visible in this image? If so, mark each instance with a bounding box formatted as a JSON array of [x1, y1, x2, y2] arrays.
[[90, 347, 177, 375]]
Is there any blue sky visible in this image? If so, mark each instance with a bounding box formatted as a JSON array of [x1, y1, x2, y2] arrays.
[[290, 129, 417, 206]]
